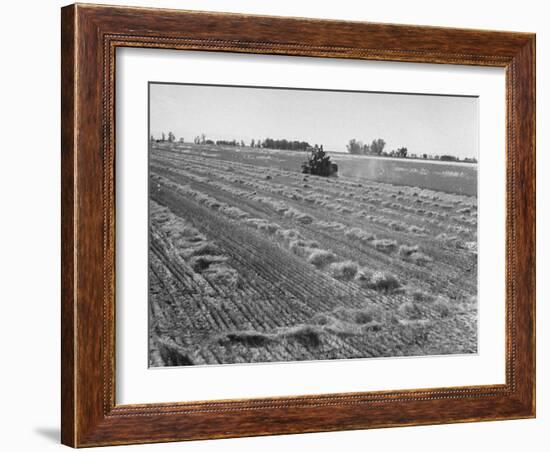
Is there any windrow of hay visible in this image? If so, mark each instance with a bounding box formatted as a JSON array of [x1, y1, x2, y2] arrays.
[[398, 301, 425, 320], [399, 295, 452, 320], [328, 260, 358, 281], [189, 255, 228, 273], [410, 290, 436, 303], [373, 239, 398, 254], [308, 249, 338, 268], [155, 339, 195, 366], [168, 151, 478, 223], [219, 205, 248, 219], [279, 325, 323, 348], [245, 218, 280, 234], [289, 239, 320, 258], [151, 200, 241, 291], [186, 242, 221, 257], [283, 207, 315, 224], [332, 306, 382, 325], [398, 244, 420, 258], [344, 227, 376, 243], [216, 331, 273, 347], [217, 325, 324, 349], [407, 225, 427, 234], [355, 267, 373, 287], [409, 251, 433, 266], [431, 298, 452, 317], [204, 265, 240, 290], [157, 162, 470, 274], [367, 271, 401, 293]]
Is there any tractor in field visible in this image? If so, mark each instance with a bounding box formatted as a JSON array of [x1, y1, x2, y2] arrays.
[[301, 145, 338, 177]]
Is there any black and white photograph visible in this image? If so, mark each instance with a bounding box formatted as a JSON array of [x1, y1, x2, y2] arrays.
[[148, 82, 479, 367]]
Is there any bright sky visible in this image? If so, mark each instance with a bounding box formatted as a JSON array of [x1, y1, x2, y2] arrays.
[[149, 83, 478, 159]]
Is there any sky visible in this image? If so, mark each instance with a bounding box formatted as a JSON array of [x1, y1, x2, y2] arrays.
[[149, 83, 478, 159]]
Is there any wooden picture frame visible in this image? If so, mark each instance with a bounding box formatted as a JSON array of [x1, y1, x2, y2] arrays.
[[61, 3, 535, 447]]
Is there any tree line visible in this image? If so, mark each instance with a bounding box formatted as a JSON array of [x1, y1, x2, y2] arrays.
[[346, 138, 405, 156], [345, 138, 476, 162], [151, 132, 319, 152]]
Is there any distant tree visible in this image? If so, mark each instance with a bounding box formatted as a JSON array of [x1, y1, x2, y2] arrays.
[[250, 139, 255, 148], [346, 139, 363, 155], [161, 132, 166, 142], [422, 153, 427, 159], [216, 139, 238, 146], [179, 137, 185, 143], [396, 147, 408, 158], [167, 131, 175, 143], [261, 138, 311, 151], [440, 154, 458, 162], [200, 133, 206, 145], [370, 138, 386, 155]]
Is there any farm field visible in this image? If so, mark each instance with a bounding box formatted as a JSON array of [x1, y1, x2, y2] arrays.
[[149, 142, 478, 367], [332, 153, 477, 196]]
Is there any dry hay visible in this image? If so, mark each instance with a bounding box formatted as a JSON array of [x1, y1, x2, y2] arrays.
[[204, 265, 239, 290], [308, 250, 338, 268], [289, 239, 319, 258], [189, 255, 228, 273], [328, 260, 359, 281], [156, 338, 194, 366], [344, 227, 375, 243], [187, 242, 222, 257], [373, 239, 398, 253], [218, 331, 273, 347], [332, 306, 382, 325], [276, 228, 303, 241], [410, 290, 436, 303], [398, 244, 420, 258], [245, 218, 280, 234], [398, 301, 425, 320], [354, 267, 373, 287], [283, 207, 315, 225], [368, 271, 400, 293], [409, 251, 433, 266], [432, 298, 452, 318], [280, 325, 322, 348]]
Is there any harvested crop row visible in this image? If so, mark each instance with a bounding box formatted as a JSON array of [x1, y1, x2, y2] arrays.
[[152, 160, 474, 303], [153, 173, 418, 301], [153, 153, 476, 251]]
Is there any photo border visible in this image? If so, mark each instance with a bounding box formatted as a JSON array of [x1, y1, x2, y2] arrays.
[[61, 4, 535, 447]]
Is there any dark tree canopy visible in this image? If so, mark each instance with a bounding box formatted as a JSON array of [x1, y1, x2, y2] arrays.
[[347, 138, 386, 155], [397, 147, 408, 158], [346, 139, 363, 155], [262, 138, 311, 152], [370, 138, 386, 155]]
